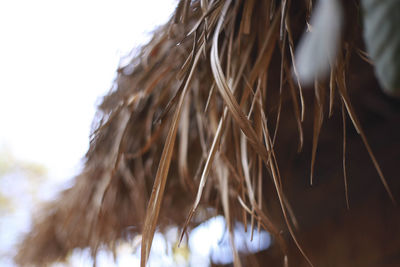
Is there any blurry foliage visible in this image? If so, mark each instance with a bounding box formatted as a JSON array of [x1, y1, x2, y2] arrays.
[[295, 0, 400, 95], [0, 193, 13, 213], [361, 0, 400, 96], [172, 240, 190, 264], [0, 147, 47, 177], [0, 147, 47, 212]]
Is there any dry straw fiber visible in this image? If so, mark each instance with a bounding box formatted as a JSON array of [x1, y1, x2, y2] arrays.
[[16, 0, 400, 266]]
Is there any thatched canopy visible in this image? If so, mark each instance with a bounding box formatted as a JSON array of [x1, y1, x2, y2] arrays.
[[16, 0, 400, 266]]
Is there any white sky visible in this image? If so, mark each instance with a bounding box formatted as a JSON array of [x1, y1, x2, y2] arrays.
[[0, 0, 177, 181]]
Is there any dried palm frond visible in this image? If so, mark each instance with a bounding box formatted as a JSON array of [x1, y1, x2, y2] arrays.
[[16, 1, 400, 266]]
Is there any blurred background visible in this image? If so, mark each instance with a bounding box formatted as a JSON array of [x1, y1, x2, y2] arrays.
[[0, 1, 269, 266]]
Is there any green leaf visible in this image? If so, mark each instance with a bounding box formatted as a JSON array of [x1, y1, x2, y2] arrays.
[[362, 0, 400, 96]]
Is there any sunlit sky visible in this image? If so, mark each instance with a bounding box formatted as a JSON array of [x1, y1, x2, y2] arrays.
[[0, 0, 176, 181]]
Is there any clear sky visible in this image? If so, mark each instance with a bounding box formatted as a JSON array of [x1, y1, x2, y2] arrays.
[[0, 0, 177, 181]]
